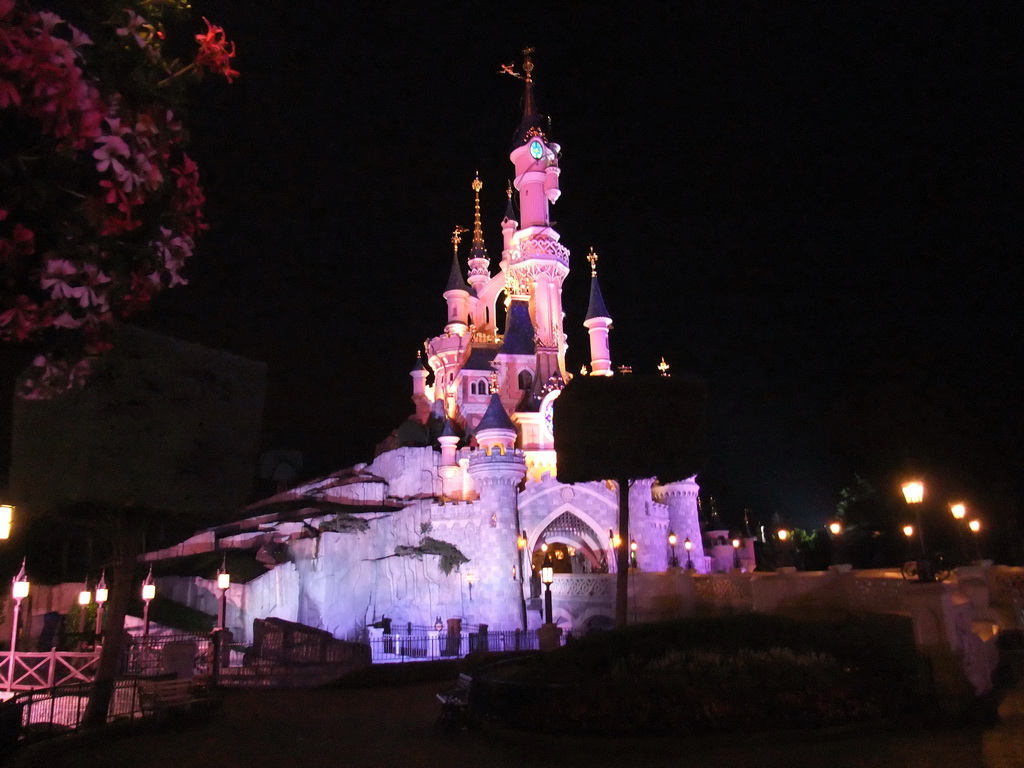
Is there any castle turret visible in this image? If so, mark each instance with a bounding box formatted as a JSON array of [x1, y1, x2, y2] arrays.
[[653, 477, 706, 573], [468, 389, 527, 629], [502, 50, 570, 375], [410, 351, 432, 422], [443, 226, 470, 335], [583, 248, 613, 377]]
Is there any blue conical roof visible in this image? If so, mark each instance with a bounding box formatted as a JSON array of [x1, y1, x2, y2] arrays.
[[476, 393, 516, 431], [501, 299, 535, 354], [585, 273, 612, 321], [445, 252, 468, 292]]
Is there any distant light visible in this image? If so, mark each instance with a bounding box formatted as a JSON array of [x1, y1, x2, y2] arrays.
[[903, 524, 914, 538], [78, 590, 91, 606], [968, 519, 981, 533], [630, 540, 638, 552], [950, 503, 966, 520], [731, 538, 740, 549], [217, 572, 231, 591], [540, 542, 548, 552], [902, 481, 924, 505], [777, 529, 789, 542], [0, 504, 12, 539], [668, 532, 677, 546], [684, 537, 692, 551], [829, 522, 842, 536], [95, 586, 108, 604], [142, 583, 156, 601]]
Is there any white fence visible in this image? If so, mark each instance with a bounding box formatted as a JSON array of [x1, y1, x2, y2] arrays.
[[0, 649, 100, 692]]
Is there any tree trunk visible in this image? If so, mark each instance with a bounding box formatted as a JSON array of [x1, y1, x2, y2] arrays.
[[614, 477, 630, 629], [82, 530, 141, 727]]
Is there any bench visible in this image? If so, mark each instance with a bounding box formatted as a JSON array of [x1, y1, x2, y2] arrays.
[[137, 678, 217, 719], [436, 673, 473, 730]]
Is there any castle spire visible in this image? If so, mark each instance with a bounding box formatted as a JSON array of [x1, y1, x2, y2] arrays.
[[583, 247, 613, 376]]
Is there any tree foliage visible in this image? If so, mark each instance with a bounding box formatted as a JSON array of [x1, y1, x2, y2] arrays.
[[1, 0, 237, 396]]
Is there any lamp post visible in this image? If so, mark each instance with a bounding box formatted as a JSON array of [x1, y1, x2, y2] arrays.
[[94, 571, 108, 640], [541, 553, 554, 625], [731, 537, 741, 570], [217, 558, 230, 630], [828, 522, 843, 565], [667, 532, 678, 568], [0, 504, 12, 540], [968, 519, 982, 561], [141, 567, 155, 639], [77, 584, 91, 636], [7, 560, 29, 692], [684, 537, 694, 571], [949, 503, 970, 563], [629, 539, 638, 569], [901, 481, 932, 582]]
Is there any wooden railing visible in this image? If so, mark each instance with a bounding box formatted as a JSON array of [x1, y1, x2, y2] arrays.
[[0, 649, 101, 692]]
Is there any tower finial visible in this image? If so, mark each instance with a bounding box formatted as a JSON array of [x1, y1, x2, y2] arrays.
[[587, 247, 599, 277], [658, 357, 671, 377], [499, 47, 538, 120], [471, 172, 485, 246], [451, 225, 468, 257]]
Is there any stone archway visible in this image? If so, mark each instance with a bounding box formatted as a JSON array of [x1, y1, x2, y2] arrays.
[[532, 509, 607, 575]]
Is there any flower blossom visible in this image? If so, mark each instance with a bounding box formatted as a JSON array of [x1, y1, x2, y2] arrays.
[[194, 17, 238, 82], [40, 258, 79, 299]]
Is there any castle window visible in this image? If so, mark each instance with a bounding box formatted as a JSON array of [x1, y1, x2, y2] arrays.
[[518, 370, 533, 391]]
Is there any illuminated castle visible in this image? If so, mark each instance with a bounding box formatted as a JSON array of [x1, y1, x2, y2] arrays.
[[147, 53, 712, 641]]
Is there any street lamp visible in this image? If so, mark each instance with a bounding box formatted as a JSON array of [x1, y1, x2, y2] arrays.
[[77, 584, 91, 636], [731, 537, 741, 569], [94, 571, 108, 639], [141, 567, 156, 639], [968, 519, 982, 561], [684, 537, 694, 571], [901, 481, 927, 554], [901, 480, 933, 582], [217, 557, 230, 630], [0, 504, 12, 540], [7, 560, 29, 692], [949, 503, 969, 562], [667, 531, 678, 568], [828, 522, 843, 565], [541, 553, 554, 624], [629, 539, 638, 569], [777, 529, 789, 541]]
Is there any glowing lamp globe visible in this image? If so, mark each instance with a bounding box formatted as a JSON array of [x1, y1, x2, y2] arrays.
[[78, 590, 91, 606], [968, 519, 981, 533], [142, 583, 156, 601], [950, 503, 966, 520], [217, 572, 231, 591], [13, 578, 30, 600], [903, 524, 914, 538], [777, 529, 789, 542], [902, 481, 924, 505], [668, 532, 677, 546], [829, 522, 842, 535]]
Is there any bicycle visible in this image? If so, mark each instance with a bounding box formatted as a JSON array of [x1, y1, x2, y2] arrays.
[[900, 552, 952, 582]]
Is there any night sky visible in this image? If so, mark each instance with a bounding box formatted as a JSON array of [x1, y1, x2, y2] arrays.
[[141, 2, 1022, 536]]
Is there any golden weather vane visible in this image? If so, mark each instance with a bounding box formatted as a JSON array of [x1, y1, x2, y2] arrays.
[[658, 357, 671, 377], [498, 47, 535, 82], [451, 225, 468, 257], [586, 247, 599, 277]]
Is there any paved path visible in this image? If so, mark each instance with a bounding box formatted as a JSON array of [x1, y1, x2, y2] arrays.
[[14, 677, 1024, 768]]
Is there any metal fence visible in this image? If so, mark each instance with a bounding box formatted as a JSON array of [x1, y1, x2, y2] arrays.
[[121, 632, 213, 678], [368, 628, 543, 663], [0, 677, 141, 747]]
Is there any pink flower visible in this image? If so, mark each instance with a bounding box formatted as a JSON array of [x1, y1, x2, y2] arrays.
[[194, 17, 238, 82], [0, 295, 42, 341]]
